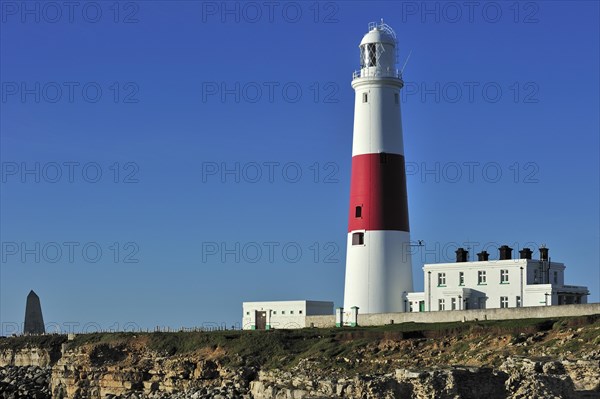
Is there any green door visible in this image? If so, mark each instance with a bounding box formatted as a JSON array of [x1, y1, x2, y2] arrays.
[[419, 301, 425, 312]]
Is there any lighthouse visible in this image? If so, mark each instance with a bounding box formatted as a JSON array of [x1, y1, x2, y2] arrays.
[[343, 21, 413, 315]]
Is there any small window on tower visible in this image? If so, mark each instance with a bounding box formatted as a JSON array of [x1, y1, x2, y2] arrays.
[[363, 93, 368, 103], [355, 206, 362, 218], [395, 93, 399, 104], [380, 152, 387, 164], [352, 232, 364, 245]]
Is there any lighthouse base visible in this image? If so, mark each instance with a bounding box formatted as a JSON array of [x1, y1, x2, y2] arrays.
[[343, 230, 413, 314]]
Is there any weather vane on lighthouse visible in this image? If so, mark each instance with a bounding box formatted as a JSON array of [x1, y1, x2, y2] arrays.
[[343, 20, 414, 315]]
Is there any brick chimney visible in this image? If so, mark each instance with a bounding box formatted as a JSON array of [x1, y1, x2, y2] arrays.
[[539, 247, 549, 261], [499, 245, 513, 260], [519, 248, 533, 259], [455, 248, 468, 263]]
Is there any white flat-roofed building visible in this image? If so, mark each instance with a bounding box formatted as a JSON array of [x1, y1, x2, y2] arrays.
[[408, 246, 589, 313], [242, 300, 334, 330]]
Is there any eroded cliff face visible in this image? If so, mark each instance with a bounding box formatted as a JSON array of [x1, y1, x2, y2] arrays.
[[0, 316, 599, 399], [49, 345, 254, 399], [0, 347, 56, 368]]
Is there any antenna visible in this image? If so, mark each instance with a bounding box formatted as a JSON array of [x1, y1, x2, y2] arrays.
[[401, 49, 412, 74]]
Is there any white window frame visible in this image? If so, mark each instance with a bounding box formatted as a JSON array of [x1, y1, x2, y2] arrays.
[[438, 298, 445, 311], [500, 296, 508, 308], [500, 269, 509, 284], [438, 272, 446, 286], [478, 270, 487, 285]]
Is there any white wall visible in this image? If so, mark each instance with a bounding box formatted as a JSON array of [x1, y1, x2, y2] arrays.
[[424, 259, 526, 311], [306, 303, 600, 328], [421, 259, 583, 312], [242, 301, 334, 330], [344, 230, 413, 314]]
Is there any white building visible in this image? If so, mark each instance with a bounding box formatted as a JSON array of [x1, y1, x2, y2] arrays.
[[242, 300, 334, 330], [407, 246, 589, 312]]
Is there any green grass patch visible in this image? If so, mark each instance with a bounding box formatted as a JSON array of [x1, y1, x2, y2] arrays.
[[1, 314, 597, 371]]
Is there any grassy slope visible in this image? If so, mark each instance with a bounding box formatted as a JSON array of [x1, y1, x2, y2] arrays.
[[1, 315, 598, 373]]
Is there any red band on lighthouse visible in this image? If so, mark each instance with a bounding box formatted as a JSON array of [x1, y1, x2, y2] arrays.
[[348, 152, 410, 233]]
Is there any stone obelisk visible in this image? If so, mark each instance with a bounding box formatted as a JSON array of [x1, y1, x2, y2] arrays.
[[24, 290, 45, 335]]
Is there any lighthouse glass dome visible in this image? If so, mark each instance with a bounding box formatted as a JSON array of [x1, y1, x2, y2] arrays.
[[355, 21, 401, 80]]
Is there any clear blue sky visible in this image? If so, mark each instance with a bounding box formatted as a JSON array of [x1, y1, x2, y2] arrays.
[[1, 1, 598, 334]]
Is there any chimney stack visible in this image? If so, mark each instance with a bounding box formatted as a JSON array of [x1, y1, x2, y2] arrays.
[[455, 248, 468, 262], [477, 251, 489, 261], [539, 247, 549, 261], [499, 245, 513, 260], [519, 248, 533, 259]]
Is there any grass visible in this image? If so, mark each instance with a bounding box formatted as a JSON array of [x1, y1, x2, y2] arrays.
[[1, 314, 598, 372], [0, 334, 67, 351]]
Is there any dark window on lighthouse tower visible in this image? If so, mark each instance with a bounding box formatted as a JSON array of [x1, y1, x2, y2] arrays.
[[352, 232, 364, 245], [363, 93, 368, 103], [355, 206, 362, 218], [360, 43, 378, 68], [367, 43, 377, 66]]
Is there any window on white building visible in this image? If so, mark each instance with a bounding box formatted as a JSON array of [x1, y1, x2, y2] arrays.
[[500, 296, 508, 308], [282, 311, 286, 314], [500, 269, 509, 284], [553, 271, 558, 284], [516, 296, 521, 307], [273, 311, 277, 314], [438, 272, 446, 286], [363, 93, 368, 103], [478, 270, 487, 284], [299, 310, 303, 314], [290, 310, 294, 314], [246, 312, 250, 315], [439, 299, 445, 311], [459, 272, 464, 286], [451, 298, 456, 310], [352, 232, 364, 245], [394, 93, 399, 104]]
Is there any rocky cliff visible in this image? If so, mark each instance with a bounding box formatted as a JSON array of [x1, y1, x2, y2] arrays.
[[1, 316, 599, 399]]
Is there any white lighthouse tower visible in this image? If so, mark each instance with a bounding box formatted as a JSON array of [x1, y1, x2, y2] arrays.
[[343, 21, 413, 315]]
